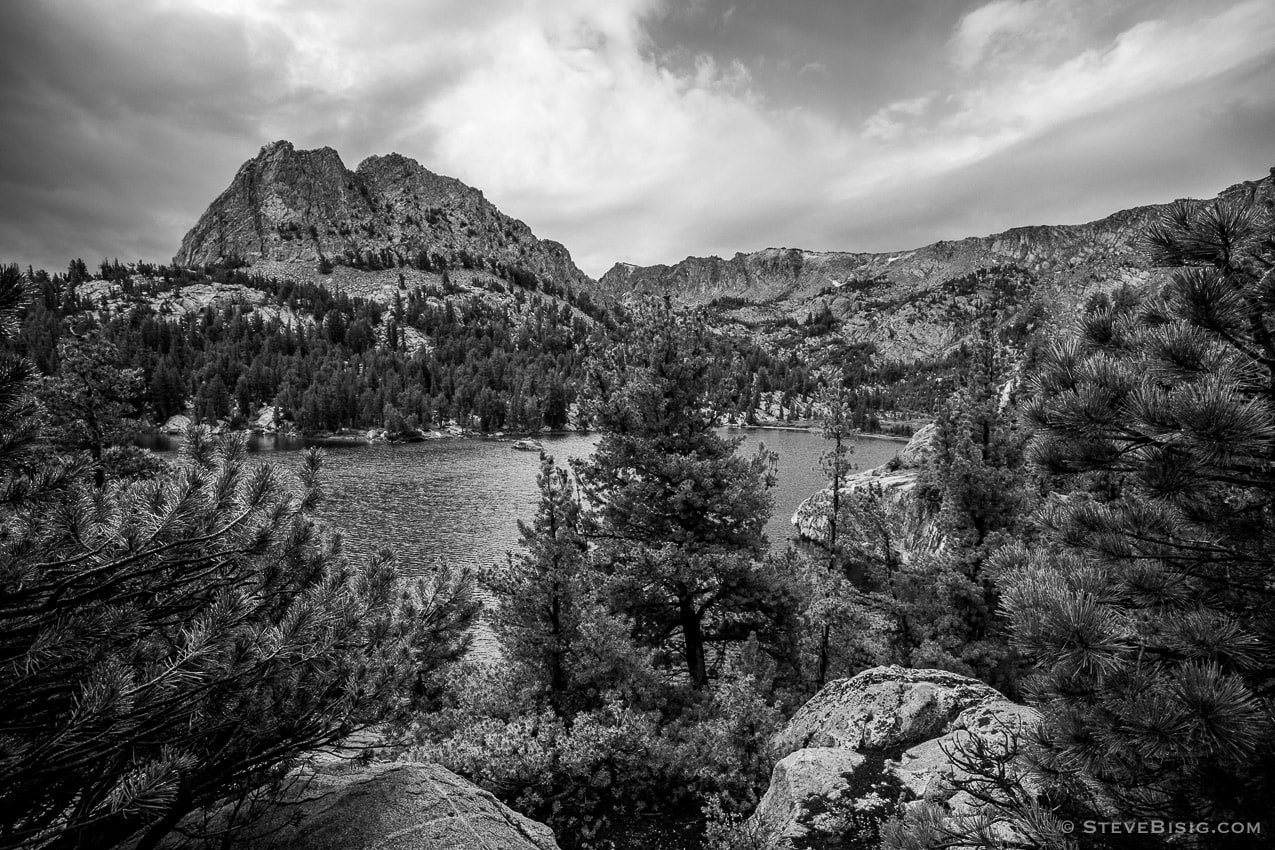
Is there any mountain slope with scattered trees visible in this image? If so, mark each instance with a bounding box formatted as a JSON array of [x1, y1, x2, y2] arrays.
[[602, 170, 1275, 365]]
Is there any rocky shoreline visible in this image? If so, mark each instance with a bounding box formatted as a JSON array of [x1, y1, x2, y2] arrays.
[[153, 412, 583, 446], [152, 412, 916, 448], [726, 421, 914, 442], [790, 423, 937, 544]]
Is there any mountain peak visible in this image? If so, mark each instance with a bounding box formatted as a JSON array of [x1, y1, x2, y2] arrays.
[[175, 141, 590, 292], [356, 151, 417, 170], [249, 139, 344, 169], [259, 139, 293, 154]]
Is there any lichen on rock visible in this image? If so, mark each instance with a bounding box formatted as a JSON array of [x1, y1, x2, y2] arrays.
[[748, 666, 1040, 850]]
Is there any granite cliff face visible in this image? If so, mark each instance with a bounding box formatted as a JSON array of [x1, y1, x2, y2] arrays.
[[601, 170, 1275, 360], [175, 141, 592, 295]]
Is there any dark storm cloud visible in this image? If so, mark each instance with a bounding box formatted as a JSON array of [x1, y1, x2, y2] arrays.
[[0, 0, 457, 272], [0, 1, 289, 270], [0, 0, 1272, 278]]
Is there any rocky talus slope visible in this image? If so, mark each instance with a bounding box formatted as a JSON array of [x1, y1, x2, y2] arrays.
[[748, 666, 1039, 849], [602, 170, 1275, 360], [175, 141, 594, 297]]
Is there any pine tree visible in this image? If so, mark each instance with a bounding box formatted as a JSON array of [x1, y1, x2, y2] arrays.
[[905, 315, 1030, 687], [922, 314, 1028, 552], [0, 265, 86, 519], [0, 268, 480, 849], [797, 315, 1031, 694], [543, 379, 569, 430], [997, 198, 1275, 840], [148, 358, 187, 422], [820, 387, 858, 564], [487, 453, 591, 716], [810, 387, 857, 688], [574, 299, 790, 690], [40, 335, 146, 488], [1, 434, 479, 849]]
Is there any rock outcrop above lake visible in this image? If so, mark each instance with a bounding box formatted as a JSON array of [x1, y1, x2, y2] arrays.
[[165, 761, 560, 850], [748, 666, 1039, 850], [791, 425, 938, 555], [894, 422, 936, 468]]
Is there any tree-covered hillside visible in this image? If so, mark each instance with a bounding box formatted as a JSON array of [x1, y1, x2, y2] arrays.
[[15, 261, 600, 437], [12, 260, 957, 454]]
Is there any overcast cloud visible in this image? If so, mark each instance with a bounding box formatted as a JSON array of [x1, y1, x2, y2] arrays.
[[1, 0, 1272, 277]]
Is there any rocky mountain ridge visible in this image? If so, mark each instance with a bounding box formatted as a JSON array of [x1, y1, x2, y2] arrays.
[[176, 141, 593, 300], [602, 169, 1275, 360], [176, 142, 1273, 366]]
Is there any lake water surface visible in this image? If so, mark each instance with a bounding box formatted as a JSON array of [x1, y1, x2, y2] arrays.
[[147, 429, 903, 575], [145, 428, 903, 657]]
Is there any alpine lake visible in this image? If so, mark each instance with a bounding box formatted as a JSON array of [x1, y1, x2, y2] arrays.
[[142, 428, 904, 657]]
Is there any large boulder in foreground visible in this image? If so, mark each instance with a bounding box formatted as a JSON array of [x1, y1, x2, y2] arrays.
[[771, 665, 1007, 758], [749, 667, 1038, 850], [169, 761, 559, 850], [751, 747, 904, 850]]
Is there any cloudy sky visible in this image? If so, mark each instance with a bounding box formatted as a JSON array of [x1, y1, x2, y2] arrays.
[[1, 0, 1272, 278]]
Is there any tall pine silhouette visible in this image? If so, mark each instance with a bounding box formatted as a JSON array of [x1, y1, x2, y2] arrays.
[[574, 299, 789, 689]]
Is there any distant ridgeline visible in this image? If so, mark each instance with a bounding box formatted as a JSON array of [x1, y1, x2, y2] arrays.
[[601, 167, 1275, 396], [11, 143, 1275, 438]]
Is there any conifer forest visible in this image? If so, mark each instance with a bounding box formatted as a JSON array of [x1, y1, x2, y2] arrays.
[[3, 191, 1274, 849]]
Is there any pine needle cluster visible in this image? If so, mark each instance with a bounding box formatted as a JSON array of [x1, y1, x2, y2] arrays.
[[996, 198, 1275, 841]]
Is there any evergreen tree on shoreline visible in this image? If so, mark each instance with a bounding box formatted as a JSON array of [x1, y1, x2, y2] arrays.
[[805, 387, 858, 689], [488, 453, 591, 716], [574, 299, 791, 690]]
